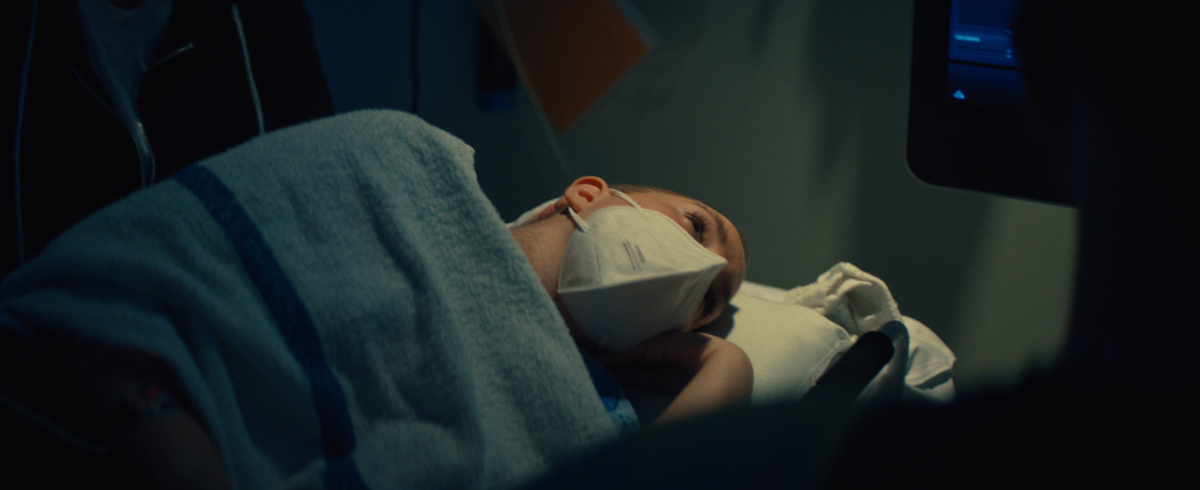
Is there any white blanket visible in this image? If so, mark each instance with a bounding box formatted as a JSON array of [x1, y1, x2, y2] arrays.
[[0, 110, 617, 490], [784, 262, 956, 404]]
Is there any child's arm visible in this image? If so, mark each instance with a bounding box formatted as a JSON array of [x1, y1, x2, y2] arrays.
[[46, 345, 231, 489], [597, 332, 752, 427], [89, 378, 232, 490]]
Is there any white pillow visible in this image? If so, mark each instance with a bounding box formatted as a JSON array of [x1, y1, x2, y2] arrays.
[[624, 284, 856, 422], [700, 292, 854, 404]]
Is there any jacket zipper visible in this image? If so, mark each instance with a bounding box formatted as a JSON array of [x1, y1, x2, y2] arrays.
[[71, 61, 149, 187], [136, 43, 193, 187]]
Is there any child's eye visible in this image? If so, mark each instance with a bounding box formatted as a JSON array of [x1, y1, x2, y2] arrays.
[[686, 212, 709, 243]]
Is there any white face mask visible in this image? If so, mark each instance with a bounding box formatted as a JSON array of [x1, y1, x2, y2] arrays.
[[556, 190, 728, 351]]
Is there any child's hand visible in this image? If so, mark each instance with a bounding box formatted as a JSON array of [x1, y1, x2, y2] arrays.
[[596, 331, 753, 426]]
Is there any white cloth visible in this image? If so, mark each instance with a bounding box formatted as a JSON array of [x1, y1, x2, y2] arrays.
[[784, 262, 956, 403], [0, 110, 617, 490]]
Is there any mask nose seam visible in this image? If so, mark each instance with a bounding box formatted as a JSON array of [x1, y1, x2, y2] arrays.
[[643, 211, 729, 265]]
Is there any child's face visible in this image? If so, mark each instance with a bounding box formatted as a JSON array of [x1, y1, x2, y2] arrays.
[[577, 191, 746, 331]]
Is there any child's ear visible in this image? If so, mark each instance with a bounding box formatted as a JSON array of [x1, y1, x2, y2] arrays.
[[562, 176, 609, 213]]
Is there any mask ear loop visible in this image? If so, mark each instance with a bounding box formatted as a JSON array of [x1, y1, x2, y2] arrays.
[[609, 189, 642, 210], [566, 206, 590, 232]]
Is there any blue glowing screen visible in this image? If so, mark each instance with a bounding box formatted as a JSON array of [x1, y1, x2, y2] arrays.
[[945, 0, 1025, 113]]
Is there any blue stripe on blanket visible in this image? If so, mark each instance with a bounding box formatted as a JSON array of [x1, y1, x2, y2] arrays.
[[176, 165, 370, 490]]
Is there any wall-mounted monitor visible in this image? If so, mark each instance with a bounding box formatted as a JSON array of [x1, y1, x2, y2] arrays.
[[907, 0, 1072, 205]]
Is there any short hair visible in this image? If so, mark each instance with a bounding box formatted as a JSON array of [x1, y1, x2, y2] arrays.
[[609, 183, 689, 199]]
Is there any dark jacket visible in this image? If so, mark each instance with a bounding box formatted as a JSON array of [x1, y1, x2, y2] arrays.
[[3, 0, 334, 278]]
